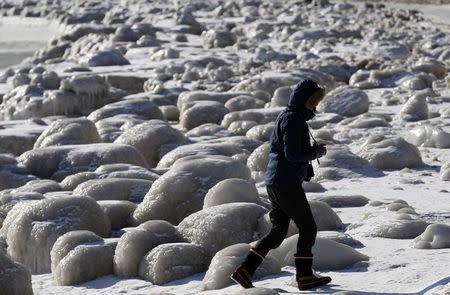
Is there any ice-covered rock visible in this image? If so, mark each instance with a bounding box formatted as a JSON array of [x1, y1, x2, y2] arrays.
[[138, 242, 209, 284], [246, 122, 275, 142], [105, 75, 148, 94], [316, 195, 370, 207], [232, 288, 280, 295], [269, 236, 368, 270], [186, 123, 232, 138], [228, 120, 259, 135], [222, 108, 282, 129], [317, 231, 364, 248], [317, 86, 369, 117], [180, 101, 230, 130], [0, 195, 111, 273], [202, 29, 237, 48], [95, 163, 159, 181], [98, 200, 137, 230], [0, 119, 46, 155], [87, 99, 163, 122], [412, 58, 446, 79], [313, 145, 383, 181], [398, 90, 431, 121], [203, 178, 259, 209], [79, 49, 130, 66], [0, 251, 33, 295], [34, 117, 101, 148], [114, 120, 189, 167], [132, 155, 252, 225], [225, 95, 265, 111], [346, 211, 429, 239], [74, 178, 153, 202], [177, 91, 247, 111], [178, 203, 268, 258], [51, 231, 114, 285], [10, 179, 61, 194], [405, 125, 450, 148], [413, 224, 450, 249], [247, 142, 270, 182], [357, 135, 423, 170], [94, 115, 144, 142], [270, 86, 292, 107], [202, 243, 281, 290], [441, 162, 450, 181], [0, 191, 44, 219], [18, 143, 148, 180], [114, 220, 183, 278]]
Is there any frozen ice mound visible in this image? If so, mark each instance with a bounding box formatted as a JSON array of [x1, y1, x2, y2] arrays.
[[87, 98, 164, 122], [0, 250, 33, 295], [339, 113, 391, 129], [177, 91, 248, 112], [225, 95, 266, 112], [398, 89, 431, 121], [73, 178, 153, 202], [34, 117, 101, 148], [98, 200, 137, 230], [18, 143, 148, 180], [357, 135, 423, 170], [114, 220, 183, 278], [201, 243, 281, 290], [346, 211, 429, 239], [313, 145, 383, 181], [0, 169, 36, 191], [228, 120, 259, 136], [413, 224, 450, 249], [114, 120, 189, 167], [94, 115, 144, 142], [10, 179, 62, 194], [317, 231, 364, 248], [202, 28, 237, 48], [0, 191, 44, 224], [316, 86, 369, 117], [138, 242, 209, 285], [257, 200, 343, 237], [233, 288, 280, 295], [180, 100, 230, 130], [441, 162, 450, 181], [0, 119, 47, 155], [156, 140, 247, 169], [246, 142, 270, 182], [405, 125, 450, 148], [246, 122, 275, 142], [178, 203, 268, 259], [412, 58, 447, 79], [269, 236, 368, 270], [316, 195, 370, 207], [203, 178, 259, 209], [79, 49, 130, 66], [132, 155, 252, 225], [51, 230, 114, 285], [186, 123, 233, 138], [222, 108, 283, 129], [0, 195, 111, 273]]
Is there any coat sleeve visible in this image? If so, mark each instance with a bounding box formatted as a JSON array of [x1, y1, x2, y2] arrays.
[[282, 115, 317, 162]]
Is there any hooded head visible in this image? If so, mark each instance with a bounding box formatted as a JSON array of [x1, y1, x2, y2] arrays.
[[287, 79, 323, 120]]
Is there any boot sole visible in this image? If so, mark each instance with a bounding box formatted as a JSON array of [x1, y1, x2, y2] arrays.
[[230, 271, 254, 289], [298, 277, 332, 290]]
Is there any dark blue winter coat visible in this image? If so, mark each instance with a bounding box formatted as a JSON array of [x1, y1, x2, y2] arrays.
[[265, 80, 320, 188]]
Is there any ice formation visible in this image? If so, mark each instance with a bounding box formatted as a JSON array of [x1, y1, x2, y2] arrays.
[[73, 178, 153, 202], [317, 86, 369, 117], [203, 178, 259, 209], [0, 119, 46, 155], [98, 200, 137, 230], [202, 29, 237, 48], [269, 236, 369, 270], [177, 91, 247, 111], [18, 143, 148, 180], [0, 195, 111, 273], [114, 120, 189, 167], [0, 251, 33, 295], [246, 122, 275, 142], [94, 115, 144, 142], [413, 224, 450, 249], [202, 243, 281, 290], [270, 86, 292, 107], [398, 90, 431, 121], [405, 125, 450, 148], [180, 100, 230, 130], [228, 120, 259, 136], [316, 195, 370, 207], [79, 49, 130, 66], [34, 117, 101, 148], [51, 230, 114, 285], [222, 108, 283, 129], [232, 288, 280, 295], [177, 203, 268, 258], [114, 220, 183, 278], [11, 179, 61, 194], [441, 162, 450, 181], [225, 95, 266, 112], [357, 135, 423, 170], [87, 98, 164, 122], [132, 155, 252, 225], [138, 242, 208, 285], [246, 142, 270, 182]]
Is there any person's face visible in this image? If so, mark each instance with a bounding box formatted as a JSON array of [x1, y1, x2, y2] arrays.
[[305, 88, 325, 111]]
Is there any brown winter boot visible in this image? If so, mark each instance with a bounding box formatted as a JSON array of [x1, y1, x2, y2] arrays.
[[230, 248, 265, 288], [294, 255, 331, 290]]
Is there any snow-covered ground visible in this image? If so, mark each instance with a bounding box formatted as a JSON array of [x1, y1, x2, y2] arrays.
[[0, 0, 449, 294]]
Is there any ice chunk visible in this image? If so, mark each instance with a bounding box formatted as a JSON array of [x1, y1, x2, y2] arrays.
[[139, 242, 208, 284], [269, 236, 368, 270], [204, 178, 259, 209], [202, 243, 281, 290], [222, 108, 282, 129], [51, 231, 114, 285], [246, 123, 275, 142], [79, 49, 130, 66], [186, 123, 233, 138], [74, 178, 153, 202], [317, 231, 364, 248], [225, 95, 265, 111], [114, 220, 183, 278], [98, 200, 137, 230], [34, 117, 101, 148], [11, 179, 61, 194], [357, 136, 423, 170], [18, 143, 148, 180], [228, 120, 259, 136], [0, 251, 33, 295], [132, 155, 252, 225], [114, 120, 188, 167], [0, 195, 111, 273], [180, 101, 230, 130], [317, 86, 369, 117], [413, 224, 450, 249], [316, 195, 369, 207], [178, 203, 268, 258], [94, 115, 144, 142], [441, 162, 450, 181], [87, 99, 163, 123], [398, 90, 431, 121], [202, 29, 237, 48], [0, 119, 47, 155], [246, 142, 270, 182], [405, 125, 450, 148]]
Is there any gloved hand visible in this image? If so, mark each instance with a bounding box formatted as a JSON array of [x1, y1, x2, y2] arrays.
[[314, 144, 327, 158]]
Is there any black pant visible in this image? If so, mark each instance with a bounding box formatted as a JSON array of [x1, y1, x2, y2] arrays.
[[254, 185, 317, 257]]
